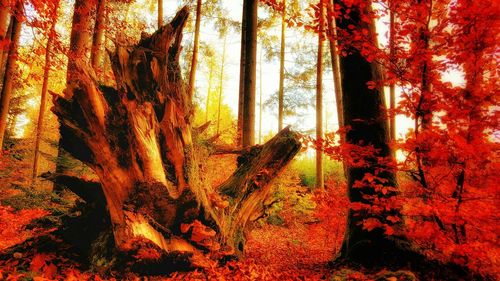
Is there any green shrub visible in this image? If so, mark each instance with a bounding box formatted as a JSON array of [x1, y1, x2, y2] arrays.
[[290, 154, 344, 188]]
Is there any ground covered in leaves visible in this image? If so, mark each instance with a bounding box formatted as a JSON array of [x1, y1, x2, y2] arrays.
[[0, 152, 351, 280], [0, 154, 494, 280]]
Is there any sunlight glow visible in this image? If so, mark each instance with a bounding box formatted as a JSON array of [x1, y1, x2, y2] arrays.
[[12, 113, 30, 139]]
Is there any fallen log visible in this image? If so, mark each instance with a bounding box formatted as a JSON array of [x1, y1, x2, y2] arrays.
[[50, 6, 301, 270]]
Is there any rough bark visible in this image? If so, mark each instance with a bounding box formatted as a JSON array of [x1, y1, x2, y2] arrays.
[[0, 18, 12, 80], [32, 0, 60, 182], [51, 7, 301, 270], [0, 0, 22, 149], [239, 0, 257, 147], [316, 0, 324, 189], [278, 0, 286, 131], [242, 0, 258, 147], [187, 0, 201, 102], [237, 0, 247, 147], [66, 0, 96, 82], [0, 0, 10, 69], [336, 1, 400, 266], [91, 0, 107, 72]]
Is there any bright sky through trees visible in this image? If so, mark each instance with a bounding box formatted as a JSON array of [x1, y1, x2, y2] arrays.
[[12, 0, 464, 149]]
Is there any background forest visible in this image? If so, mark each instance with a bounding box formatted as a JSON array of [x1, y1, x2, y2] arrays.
[[0, 0, 498, 280]]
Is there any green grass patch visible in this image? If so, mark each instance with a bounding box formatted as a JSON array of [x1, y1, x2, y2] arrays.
[[290, 155, 344, 188]]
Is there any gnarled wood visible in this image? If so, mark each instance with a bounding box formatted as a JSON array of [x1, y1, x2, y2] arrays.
[[51, 6, 301, 270]]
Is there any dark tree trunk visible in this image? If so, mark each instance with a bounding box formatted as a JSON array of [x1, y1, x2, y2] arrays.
[[388, 0, 396, 143], [237, 0, 247, 147], [240, 0, 257, 147], [336, 1, 401, 266], [0, 0, 22, 149], [50, 7, 301, 270]]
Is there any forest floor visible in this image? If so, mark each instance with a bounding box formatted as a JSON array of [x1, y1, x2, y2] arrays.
[[0, 154, 453, 280], [0, 153, 356, 280], [0, 177, 348, 280]]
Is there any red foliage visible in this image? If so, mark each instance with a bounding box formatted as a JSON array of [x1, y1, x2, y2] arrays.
[[0, 205, 48, 250]]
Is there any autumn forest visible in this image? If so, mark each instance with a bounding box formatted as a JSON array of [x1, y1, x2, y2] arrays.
[[0, 0, 498, 280]]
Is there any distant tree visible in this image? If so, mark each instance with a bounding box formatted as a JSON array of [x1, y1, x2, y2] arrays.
[[258, 46, 263, 143], [216, 36, 227, 135], [278, 0, 286, 130], [187, 0, 202, 102], [326, 0, 343, 129], [32, 0, 61, 182], [0, 0, 23, 149], [203, 46, 215, 123], [315, 0, 324, 189], [388, 0, 396, 142]]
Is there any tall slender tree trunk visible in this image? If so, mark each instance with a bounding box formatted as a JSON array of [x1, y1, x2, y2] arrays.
[[277, 0, 286, 131], [413, 0, 432, 197], [327, 0, 343, 129], [32, 0, 61, 183], [241, 0, 257, 147], [216, 36, 226, 135], [0, 9, 12, 88], [237, 1, 248, 147], [91, 0, 107, 72], [336, 1, 400, 266], [158, 0, 163, 28], [205, 63, 213, 123], [0, 1, 10, 69], [315, 0, 324, 189], [259, 46, 262, 144], [0, 0, 22, 150], [388, 0, 396, 143], [188, 0, 202, 102]]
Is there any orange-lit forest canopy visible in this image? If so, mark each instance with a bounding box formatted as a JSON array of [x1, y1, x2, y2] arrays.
[[0, 0, 498, 280]]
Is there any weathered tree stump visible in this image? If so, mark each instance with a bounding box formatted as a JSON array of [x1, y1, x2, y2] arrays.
[[50, 7, 301, 269]]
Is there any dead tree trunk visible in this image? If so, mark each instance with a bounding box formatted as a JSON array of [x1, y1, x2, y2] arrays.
[[51, 7, 301, 269]]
